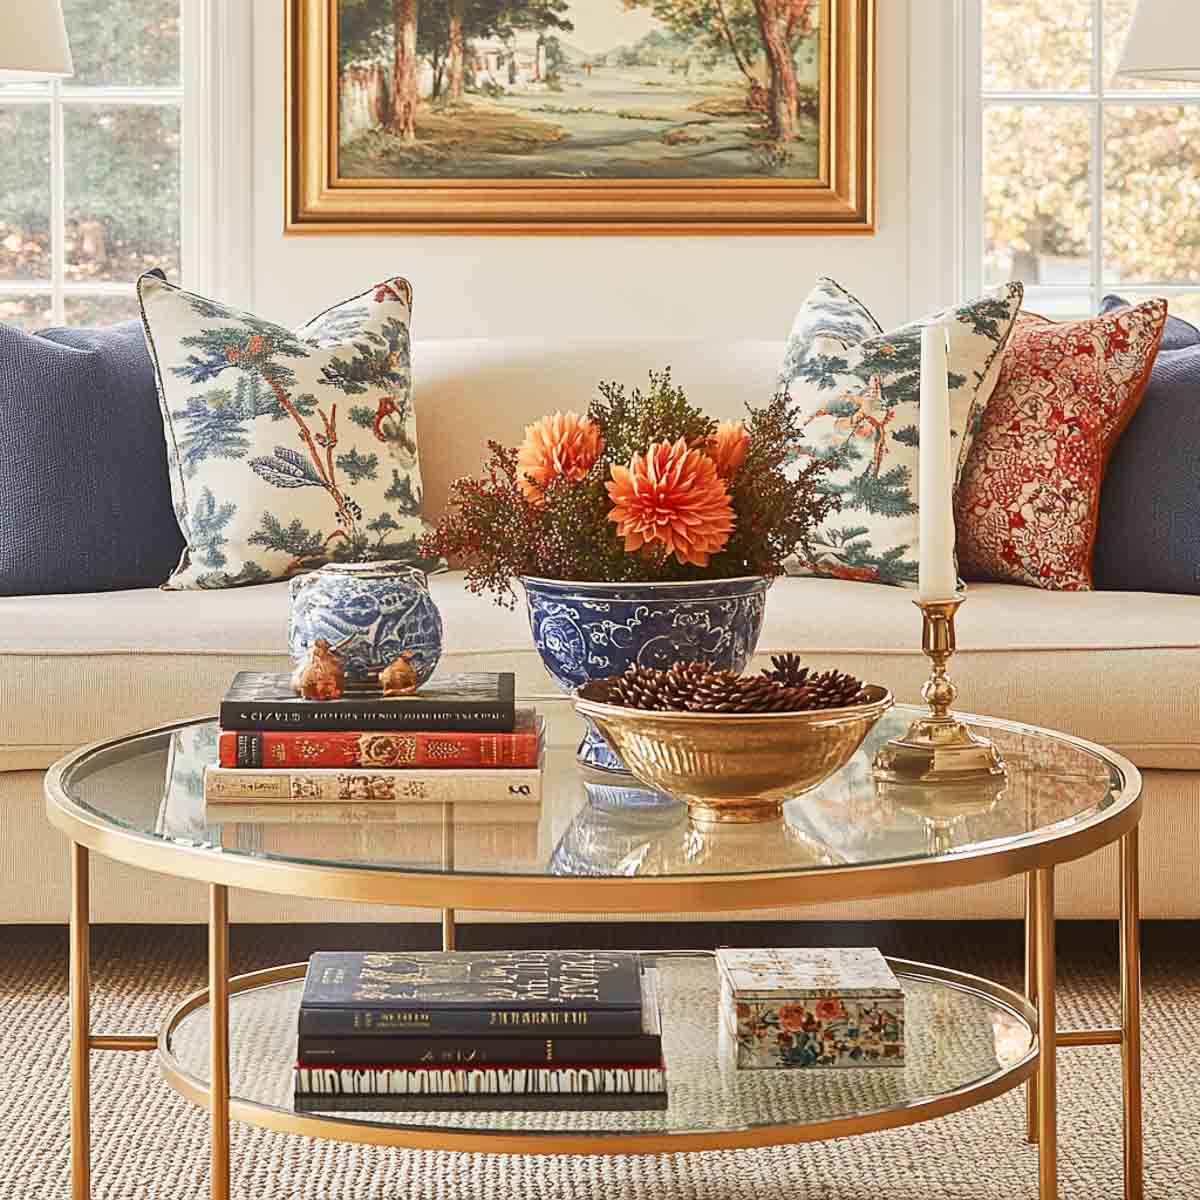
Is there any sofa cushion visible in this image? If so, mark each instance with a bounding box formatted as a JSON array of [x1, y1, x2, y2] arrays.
[[140, 273, 433, 589], [775, 278, 1023, 587], [1093, 295, 1200, 595], [0, 307, 184, 595], [956, 302, 1167, 591], [4, 575, 1197, 773]]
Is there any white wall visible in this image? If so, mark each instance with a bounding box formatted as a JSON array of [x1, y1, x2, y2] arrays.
[[251, 1, 918, 339]]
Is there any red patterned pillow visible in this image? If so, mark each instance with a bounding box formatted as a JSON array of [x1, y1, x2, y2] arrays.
[[955, 301, 1167, 590]]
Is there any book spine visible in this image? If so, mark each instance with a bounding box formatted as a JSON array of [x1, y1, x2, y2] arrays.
[[296, 1034, 663, 1067], [213, 801, 540, 825], [294, 1063, 666, 1096], [293, 1092, 668, 1113], [298, 1005, 644, 1037], [219, 700, 514, 733], [218, 729, 540, 770], [204, 768, 541, 805]]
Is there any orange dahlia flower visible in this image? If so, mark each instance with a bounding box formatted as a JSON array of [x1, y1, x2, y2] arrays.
[[606, 439, 735, 567], [516, 411, 603, 505], [708, 420, 750, 479]]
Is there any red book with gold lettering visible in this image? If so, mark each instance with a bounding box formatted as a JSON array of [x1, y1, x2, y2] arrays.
[[219, 710, 542, 769]]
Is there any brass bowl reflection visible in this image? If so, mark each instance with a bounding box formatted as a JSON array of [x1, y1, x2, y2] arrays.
[[573, 685, 893, 823]]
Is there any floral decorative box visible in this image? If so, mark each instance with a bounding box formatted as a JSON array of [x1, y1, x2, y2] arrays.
[[716, 948, 905, 1070]]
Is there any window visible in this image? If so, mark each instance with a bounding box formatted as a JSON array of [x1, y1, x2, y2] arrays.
[[965, 0, 1200, 320], [0, 1, 183, 329]]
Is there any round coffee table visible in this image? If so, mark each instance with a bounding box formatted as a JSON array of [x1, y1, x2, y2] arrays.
[[46, 702, 1143, 1200]]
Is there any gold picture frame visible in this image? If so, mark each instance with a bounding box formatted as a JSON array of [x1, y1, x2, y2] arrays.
[[286, 0, 874, 234]]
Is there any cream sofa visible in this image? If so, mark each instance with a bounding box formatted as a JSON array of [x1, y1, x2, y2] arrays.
[[7, 339, 1198, 923]]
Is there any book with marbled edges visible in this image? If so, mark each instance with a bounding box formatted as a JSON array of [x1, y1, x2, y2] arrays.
[[299, 951, 646, 1036]]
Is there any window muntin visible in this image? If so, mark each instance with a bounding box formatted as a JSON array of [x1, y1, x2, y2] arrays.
[[0, 0, 181, 329], [973, 0, 1200, 322]]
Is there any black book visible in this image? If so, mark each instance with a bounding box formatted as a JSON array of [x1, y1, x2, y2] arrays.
[[296, 1033, 663, 1067], [219, 672, 516, 733], [299, 951, 647, 1037]]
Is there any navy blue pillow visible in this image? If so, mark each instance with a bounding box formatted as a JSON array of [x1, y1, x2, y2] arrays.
[[0, 306, 183, 595], [1093, 295, 1200, 594]]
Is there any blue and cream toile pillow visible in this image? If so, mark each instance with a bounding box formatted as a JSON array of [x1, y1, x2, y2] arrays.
[[777, 278, 1024, 586], [140, 274, 432, 589]]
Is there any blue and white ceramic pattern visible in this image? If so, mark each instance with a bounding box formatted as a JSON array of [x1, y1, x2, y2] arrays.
[[520, 574, 772, 771], [288, 563, 443, 687]]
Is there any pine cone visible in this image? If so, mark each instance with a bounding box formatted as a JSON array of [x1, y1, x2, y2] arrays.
[[761, 653, 811, 688], [796, 670, 871, 710], [591, 660, 873, 715]]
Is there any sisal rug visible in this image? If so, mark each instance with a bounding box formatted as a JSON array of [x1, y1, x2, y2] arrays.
[[1, 922, 1195, 1199]]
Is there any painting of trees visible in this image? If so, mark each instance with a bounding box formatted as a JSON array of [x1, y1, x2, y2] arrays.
[[627, 0, 816, 140], [751, 0, 815, 141], [326, 0, 854, 194], [342, 0, 575, 122], [390, 0, 420, 139]]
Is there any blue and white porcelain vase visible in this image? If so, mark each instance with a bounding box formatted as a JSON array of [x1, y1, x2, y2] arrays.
[[520, 575, 771, 771], [288, 563, 443, 688]]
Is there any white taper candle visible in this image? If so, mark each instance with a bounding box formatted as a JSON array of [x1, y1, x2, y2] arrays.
[[918, 323, 958, 602]]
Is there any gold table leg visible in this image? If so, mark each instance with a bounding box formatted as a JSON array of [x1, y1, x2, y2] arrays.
[[1120, 828, 1143, 1200], [1034, 867, 1057, 1200], [70, 843, 90, 1200], [1024, 870, 1039, 1144], [209, 885, 230, 1200], [442, 909, 457, 952]]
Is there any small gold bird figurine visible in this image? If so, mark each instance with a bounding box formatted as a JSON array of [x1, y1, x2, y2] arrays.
[[380, 651, 420, 696], [291, 638, 345, 700]]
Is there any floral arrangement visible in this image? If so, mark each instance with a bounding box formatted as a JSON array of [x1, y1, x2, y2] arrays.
[[422, 369, 836, 604]]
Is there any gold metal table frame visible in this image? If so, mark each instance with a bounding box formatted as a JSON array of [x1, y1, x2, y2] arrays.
[[46, 715, 1144, 1200]]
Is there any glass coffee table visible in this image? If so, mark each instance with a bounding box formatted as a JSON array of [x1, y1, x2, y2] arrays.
[[46, 701, 1143, 1200]]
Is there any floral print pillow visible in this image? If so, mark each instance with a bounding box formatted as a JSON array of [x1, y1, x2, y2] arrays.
[[778, 278, 1024, 587], [955, 302, 1167, 590], [140, 274, 433, 589]]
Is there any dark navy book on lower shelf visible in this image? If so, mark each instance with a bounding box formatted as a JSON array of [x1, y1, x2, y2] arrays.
[[299, 950, 649, 1037]]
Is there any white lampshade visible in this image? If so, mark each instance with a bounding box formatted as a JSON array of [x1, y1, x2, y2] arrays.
[[1119, 0, 1200, 81], [0, 1, 73, 79]]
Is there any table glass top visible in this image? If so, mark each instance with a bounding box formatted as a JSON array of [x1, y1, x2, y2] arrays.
[[166, 955, 1035, 1139], [53, 701, 1133, 881]]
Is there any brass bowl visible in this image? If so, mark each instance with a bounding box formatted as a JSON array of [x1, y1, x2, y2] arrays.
[[573, 685, 894, 823]]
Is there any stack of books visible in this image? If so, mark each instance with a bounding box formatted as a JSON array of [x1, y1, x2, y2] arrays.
[[293, 950, 667, 1112], [204, 671, 545, 806]]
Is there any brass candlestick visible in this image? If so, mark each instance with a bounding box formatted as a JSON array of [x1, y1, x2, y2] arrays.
[[872, 594, 1007, 786]]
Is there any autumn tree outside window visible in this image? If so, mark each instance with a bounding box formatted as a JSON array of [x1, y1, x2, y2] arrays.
[[966, 0, 1200, 322], [0, 0, 183, 328]]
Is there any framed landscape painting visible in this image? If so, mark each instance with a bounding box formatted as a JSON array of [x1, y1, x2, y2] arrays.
[[287, 0, 873, 232]]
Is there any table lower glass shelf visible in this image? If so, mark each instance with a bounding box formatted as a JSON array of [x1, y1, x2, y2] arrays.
[[160, 954, 1037, 1154]]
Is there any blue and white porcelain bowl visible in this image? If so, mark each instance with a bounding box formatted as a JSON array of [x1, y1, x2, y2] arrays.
[[519, 574, 772, 770], [288, 563, 443, 687]]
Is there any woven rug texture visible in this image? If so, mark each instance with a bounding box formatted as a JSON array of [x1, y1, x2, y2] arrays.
[[0, 922, 1195, 1199]]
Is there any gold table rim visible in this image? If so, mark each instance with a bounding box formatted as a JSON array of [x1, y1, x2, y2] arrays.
[[156, 956, 1038, 1156], [44, 711, 1142, 914]]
